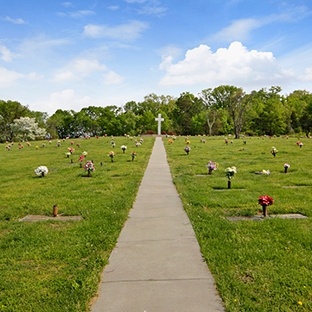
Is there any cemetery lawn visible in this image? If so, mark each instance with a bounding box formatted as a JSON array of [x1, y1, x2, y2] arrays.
[[165, 135, 312, 312], [0, 136, 154, 312]]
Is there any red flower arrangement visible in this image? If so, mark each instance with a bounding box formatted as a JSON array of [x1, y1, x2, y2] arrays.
[[258, 195, 274, 206]]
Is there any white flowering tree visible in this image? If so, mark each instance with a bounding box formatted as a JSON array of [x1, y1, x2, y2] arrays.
[[10, 117, 46, 141]]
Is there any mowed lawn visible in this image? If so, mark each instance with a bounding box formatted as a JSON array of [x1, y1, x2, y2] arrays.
[[0, 136, 154, 312], [164, 135, 312, 312], [1, 135, 312, 312]]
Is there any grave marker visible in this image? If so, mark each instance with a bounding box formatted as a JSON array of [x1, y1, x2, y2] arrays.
[[155, 113, 164, 135]]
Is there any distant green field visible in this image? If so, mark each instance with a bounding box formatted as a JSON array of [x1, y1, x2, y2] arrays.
[[165, 135, 312, 312], [0, 136, 154, 312]]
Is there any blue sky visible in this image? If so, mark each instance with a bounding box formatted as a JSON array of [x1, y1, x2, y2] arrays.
[[1, 0, 312, 116]]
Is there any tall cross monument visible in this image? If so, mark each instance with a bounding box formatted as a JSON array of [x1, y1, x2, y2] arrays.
[[155, 113, 164, 135]]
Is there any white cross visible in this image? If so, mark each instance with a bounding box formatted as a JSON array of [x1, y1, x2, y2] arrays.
[[155, 113, 164, 135]]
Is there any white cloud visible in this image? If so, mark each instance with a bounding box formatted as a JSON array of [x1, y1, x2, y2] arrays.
[[3, 16, 26, 24], [62, 2, 73, 8], [159, 41, 296, 91], [36, 89, 92, 115], [103, 71, 124, 84], [52, 58, 108, 82], [83, 20, 149, 41], [107, 6, 119, 10], [211, 18, 261, 42], [70, 58, 107, 73], [0, 67, 25, 87], [0, 45, 15, 62], [53, 71, 76, 82], [28, 72, 44, 81], [211, 7, 312, 44], [68, 10, 96, 18], [19, 36, 71, 57]]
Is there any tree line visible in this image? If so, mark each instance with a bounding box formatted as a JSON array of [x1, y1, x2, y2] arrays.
[[1, 85, 312, 142]]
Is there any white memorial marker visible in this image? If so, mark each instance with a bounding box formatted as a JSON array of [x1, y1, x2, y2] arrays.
[[155, 113, 164, 135]]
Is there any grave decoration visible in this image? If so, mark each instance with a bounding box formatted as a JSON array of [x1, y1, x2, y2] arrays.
[[296, 141, 303, 147], [84, 161, 95, 177], [184, 145, 191, 155], [254, 169, 270, 175], [168, 139, 173, 144], [271, 146, 278, 157], [53, 204, 58, 217], [206, 161, 218, 175], [258, 195, 274, 217], [131, 151, 137, 161], [121, 145, 127, 153], [225, 166, 236, 189], [109, 151, 115, 162], [284, 163, 290, 173], [68, 147, 74, 154], [34, 166, 48, 177]]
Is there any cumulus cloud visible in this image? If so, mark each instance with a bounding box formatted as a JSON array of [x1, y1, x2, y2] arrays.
[[38, 89, 92, 114], [52, 58, 107, 82], [159, 41, 295, 91], [83, 20, 148, 41], [0, 67, 25, 87], [53, 71, 76, 82], [103, 71, 124, 84]]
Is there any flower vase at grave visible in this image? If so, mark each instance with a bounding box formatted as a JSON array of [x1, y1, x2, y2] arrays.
[[208, 169, 213, 175], [41, 172, 45, 177], [284, 167, 288, 173], [262, 204, 268, 217], [53, 204, 58, 217], [228, 180, 231, 189], [88, 170, 91, 177]]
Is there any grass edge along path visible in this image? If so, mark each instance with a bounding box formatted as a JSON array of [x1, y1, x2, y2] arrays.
[[0, 136, 155, 312], [164, 135, 312, 312]]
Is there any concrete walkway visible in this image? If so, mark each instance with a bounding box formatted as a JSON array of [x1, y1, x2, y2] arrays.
[[91, 137, 224, 312]]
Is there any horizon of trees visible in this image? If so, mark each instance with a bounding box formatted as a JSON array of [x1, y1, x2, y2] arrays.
[[1, 85, 312, 142]]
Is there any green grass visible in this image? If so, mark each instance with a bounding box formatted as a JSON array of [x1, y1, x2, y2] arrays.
[[0, 136, 154, 312], [1, 135, 312, 311], [164, 135, 312, 311]]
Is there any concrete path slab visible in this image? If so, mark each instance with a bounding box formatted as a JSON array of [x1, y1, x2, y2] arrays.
[[91, 137, 224, 312]]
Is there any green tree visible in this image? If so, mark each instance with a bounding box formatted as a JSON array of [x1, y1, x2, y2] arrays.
[[204, 86, 251, 138], [0, 100, 31, 142], [46, 109, 76, 138], [250, 87, 286, 136], [173, 92, 204, 135], [285, 90, 312, 134], [11, 117, 46, 141]]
